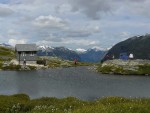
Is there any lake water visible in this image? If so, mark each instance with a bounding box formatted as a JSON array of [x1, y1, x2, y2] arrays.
[[0, 66, 150, 100]]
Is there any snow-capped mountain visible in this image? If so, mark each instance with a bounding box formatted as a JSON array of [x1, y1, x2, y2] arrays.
[[78, 48, 107, 62], [0, 43, 12, 48], [37, 45, 54, 51], [37, 45, 107, 62], [76, 48, 87, 53], [37, 46, 80, 61]]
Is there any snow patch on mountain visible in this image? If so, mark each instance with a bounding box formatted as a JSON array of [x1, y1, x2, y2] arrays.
[[38, 45, 54, 50], [76, 48, 87, 53]]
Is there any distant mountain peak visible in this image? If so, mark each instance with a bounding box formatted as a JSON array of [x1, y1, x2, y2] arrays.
[[76, 48, 87, 53], [38, 45, 54, 50], [88, 47, 108, 52], [0, 43, 12, 48]]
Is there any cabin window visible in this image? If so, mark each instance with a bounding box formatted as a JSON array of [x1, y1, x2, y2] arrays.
[[30, 52, 34, 56], [22, 52, 26, 56]]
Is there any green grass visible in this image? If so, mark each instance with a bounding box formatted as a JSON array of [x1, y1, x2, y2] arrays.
[[1, 64, 21, 70], [0, 46, 15, 61], [39, 57, 94, 68], [97, 63, 150, 75], [138, 64, 150, 75], [1, 94, 150, 113]]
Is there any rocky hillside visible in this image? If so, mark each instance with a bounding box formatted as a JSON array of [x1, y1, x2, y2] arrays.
[[105, 34, 150, 60]]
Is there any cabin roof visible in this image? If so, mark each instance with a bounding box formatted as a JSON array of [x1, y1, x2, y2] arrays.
[[15, 44, 37, 52]]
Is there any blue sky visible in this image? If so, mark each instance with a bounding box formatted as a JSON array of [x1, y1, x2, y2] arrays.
[[0, 0, 150, 50]]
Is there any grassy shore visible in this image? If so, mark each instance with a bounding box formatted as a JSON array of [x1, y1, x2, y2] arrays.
[[40, 57, 94, 68], [0, 94, 150, 113], [97, 60, 150, 75]]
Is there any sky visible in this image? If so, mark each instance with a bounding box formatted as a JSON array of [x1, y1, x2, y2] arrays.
[[0, 0, 150, 50]]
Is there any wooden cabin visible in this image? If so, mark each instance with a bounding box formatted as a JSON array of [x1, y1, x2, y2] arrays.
[[15, 44, 37, 64]]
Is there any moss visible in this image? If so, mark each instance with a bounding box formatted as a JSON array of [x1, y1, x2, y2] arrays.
[[137, 64, 150, 75], [28, 66, 37, 70], [99, 66, 113, 74], [97, 61, 150, 75], [2, 64, 21, 71]]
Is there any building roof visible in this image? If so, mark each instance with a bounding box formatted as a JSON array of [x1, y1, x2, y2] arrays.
[[15, 44, 37, 52]]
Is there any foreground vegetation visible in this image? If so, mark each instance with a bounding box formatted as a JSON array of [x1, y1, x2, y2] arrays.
[[97, 59, 150, 75], [0, 94, 150, 113]]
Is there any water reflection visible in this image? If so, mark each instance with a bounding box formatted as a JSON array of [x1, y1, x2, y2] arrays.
[[15, 71, 39, 98]]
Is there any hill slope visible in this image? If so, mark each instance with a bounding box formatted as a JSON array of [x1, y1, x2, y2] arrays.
[[0, 46, 15, 61], [105, 34, 150, 60]]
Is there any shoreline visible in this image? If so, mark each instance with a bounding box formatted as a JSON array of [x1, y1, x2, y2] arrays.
[[97, 59, 150, 75]]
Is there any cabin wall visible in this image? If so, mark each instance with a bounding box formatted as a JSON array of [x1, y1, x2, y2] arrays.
[[16, 51, 37, 61]]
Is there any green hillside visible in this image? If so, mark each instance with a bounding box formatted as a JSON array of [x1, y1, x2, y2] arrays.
[[0, 46, 15, 61]]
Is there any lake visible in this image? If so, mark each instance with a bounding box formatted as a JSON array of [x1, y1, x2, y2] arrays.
[[0, 66, 150, 100]]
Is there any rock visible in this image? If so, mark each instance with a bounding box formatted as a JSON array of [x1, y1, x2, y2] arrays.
[[99, 59, 150, 75]]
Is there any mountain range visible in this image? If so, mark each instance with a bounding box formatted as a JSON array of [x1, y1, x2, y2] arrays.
[[37, 46, 107, 62], [0, 43, 107, 62], [37, 46, 81, 61], [2, 33, 150, 62], [78, 48, 107, 62], [105, 34, 150, 60]]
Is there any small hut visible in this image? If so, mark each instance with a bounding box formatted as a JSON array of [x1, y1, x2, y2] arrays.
[[15, 44, 37, 65]]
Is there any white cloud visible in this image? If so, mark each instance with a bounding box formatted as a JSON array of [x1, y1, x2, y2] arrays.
[[8, 29, 20, 36], [8, 39, 27, 46], [92, 46, 106, 51], [68, 0, 150, 20], [0, 5, 14, 17], [33, 15, 68, 29], [64, 26, 100, 37], [1, 0, 150, 50]]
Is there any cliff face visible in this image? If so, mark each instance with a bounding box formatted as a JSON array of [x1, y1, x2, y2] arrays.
[[105, 34, 150, 60]]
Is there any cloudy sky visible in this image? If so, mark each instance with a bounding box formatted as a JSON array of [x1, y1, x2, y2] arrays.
[[0, 0, 150, 50]]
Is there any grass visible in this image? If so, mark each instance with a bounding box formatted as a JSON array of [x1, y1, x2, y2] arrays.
[[39, 57, 94, 68], [0, 47, 15, 61], [1, 64, 21, 71], [1, 94, 150, 113], [97, 63, 150, 75]]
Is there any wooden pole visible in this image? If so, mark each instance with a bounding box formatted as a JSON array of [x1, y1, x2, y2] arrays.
[[19, 52, 21, 65]]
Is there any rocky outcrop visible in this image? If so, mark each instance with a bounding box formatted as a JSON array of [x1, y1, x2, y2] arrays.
[[98, 59, 150, 75]]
